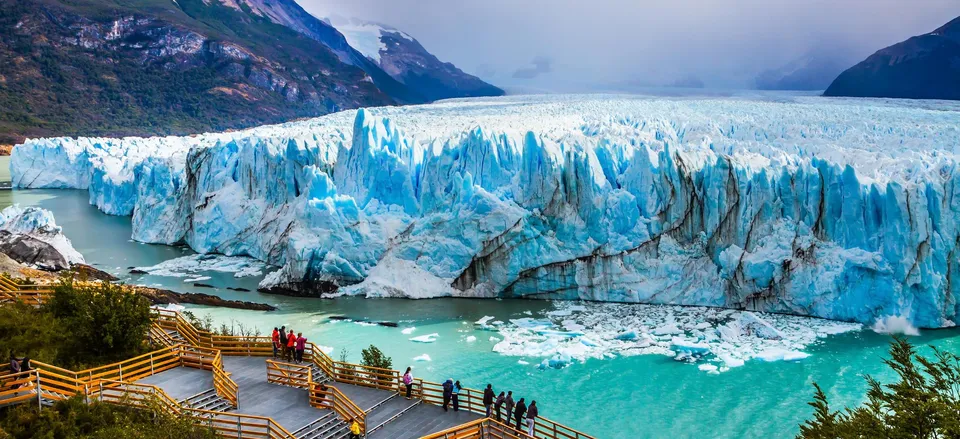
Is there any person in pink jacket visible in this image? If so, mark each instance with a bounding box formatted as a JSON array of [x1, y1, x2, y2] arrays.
[[295, 332, 307, 363]]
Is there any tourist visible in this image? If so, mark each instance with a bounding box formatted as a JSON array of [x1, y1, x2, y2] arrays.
[[452, 380, 462, 412], [494, 391, 505, 421], [286, 329, 296, 361], [313, 382, 329, 408], [295, 332, 306, 363], [526, 400, 538, 436], [348, 419, 362, 439], [483, 384, 495, 417], [504, 391, 515, 424], [402, 367, 414, 400], [442, 378, 454, 411], [8, 354, 20, 389], [513, 398, 526, 431], [271, 327, 280, 358], [279, 326, 288, 359]]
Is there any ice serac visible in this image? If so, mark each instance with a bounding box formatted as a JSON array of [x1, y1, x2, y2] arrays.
[[11, 95, 960, 328]]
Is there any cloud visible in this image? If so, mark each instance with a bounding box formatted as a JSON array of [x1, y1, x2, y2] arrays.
[[512, 56, 552, 79], [475, 63, 497, 78], [302, 0, 960, 91]]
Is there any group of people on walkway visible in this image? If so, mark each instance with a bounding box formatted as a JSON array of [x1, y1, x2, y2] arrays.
[[271, 326, 307, 363], [435, 375, 540, 437]]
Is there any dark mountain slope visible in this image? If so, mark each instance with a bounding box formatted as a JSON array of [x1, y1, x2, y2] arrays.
[[0, 0, 394, 144], [824, 16, 960, 100]]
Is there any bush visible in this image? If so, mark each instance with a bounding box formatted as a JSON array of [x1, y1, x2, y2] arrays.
[[798, 336, 960, 438], [0, 280, 154, 369], [361, 345, 393, 370], [0, 395, 218, 439]]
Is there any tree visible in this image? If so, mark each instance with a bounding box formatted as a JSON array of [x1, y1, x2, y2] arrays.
[[798, 336, 960, 438], [361, 345, 393, 370]]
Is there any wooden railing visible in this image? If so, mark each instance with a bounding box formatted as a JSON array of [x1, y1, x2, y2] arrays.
[[154, 308, 594, 439], [309, 383, 366, 434], [266, 360, 311, 389], [421, 418, 531, 439], [0, 277, 54, 306], [96, 380, 294, 439]]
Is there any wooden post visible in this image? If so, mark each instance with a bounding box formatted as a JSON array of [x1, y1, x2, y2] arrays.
[[36, 372, 41, 409]]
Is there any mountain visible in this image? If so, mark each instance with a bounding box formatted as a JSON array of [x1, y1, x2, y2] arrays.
[[326, 16, 504, 101], [755, 46, 861, 91], [221, 0, 423, 103], [824, 16, 960, 100], [0, 0, 396, 145]]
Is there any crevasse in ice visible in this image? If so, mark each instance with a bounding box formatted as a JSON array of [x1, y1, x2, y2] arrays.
[[12, 95, 960, 328]]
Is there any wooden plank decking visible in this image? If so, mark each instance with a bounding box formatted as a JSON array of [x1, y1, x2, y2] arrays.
[[134, 356, 482, 438]]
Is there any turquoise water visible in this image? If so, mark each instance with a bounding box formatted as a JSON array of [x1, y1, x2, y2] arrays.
[[2, 182, 959, 438]]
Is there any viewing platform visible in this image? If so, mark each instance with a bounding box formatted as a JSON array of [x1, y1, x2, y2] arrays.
[[0, 287, 595, 439]]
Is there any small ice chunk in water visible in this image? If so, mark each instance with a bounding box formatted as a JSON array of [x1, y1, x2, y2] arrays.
[[401, 327, 416, 335], [413, 354, 432, 362], [410, 333, 440, 343], [518, 360, 530, 365], [698, 364, 720, 374], [475, 316, 495, 325], [465, 336, 477, 343], [489, 336, 501, 342], [184, 276, 211, 282]]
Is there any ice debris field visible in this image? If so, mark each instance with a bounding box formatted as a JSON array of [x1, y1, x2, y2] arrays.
[[483, 301, 861, 373], [12, 94, 960, 328]]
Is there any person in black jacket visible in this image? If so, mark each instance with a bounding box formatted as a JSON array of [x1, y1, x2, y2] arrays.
[[441, 378, 454, 412], [513, 398, 527, 431], [483, 384, 495, 417], [494, 391, 505, 421]]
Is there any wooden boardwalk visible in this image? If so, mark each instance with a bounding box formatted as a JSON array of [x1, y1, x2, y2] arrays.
[[135, 356, 481, 438]]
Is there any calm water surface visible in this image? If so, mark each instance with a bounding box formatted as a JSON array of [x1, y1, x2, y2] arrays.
[[2, 161, 957, 439]]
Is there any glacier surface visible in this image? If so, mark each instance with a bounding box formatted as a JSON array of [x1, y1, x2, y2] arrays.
[[12, 94, 960, 328]]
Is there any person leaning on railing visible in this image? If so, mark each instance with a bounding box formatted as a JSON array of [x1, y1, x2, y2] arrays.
[[526, 401, 539, 436]]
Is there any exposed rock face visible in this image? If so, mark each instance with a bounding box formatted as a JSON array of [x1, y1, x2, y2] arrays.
[[0, 206, 83, 271], [133, 286, 276, 311], [0, 231, 71, 270], [0, 0, 394, 143], [824, 16, 960, 100]]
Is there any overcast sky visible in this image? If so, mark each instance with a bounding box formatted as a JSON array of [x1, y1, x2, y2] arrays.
[[301, 0, 960, 92]]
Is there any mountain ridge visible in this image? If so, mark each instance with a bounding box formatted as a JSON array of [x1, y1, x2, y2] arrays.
[[824, 16, 960, 100]]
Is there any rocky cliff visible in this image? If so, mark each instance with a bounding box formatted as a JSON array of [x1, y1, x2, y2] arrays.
[[0, 0, 394, 144]]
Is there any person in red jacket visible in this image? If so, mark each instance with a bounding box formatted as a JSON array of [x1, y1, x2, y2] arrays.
[[271, 327, 280, 359], [286, 330, 296, 361]]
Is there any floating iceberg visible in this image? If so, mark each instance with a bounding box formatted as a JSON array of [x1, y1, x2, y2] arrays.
[[134, 254, 266, 278], [491, 301, 860, 373], [410, 333, 440, 343], [13, 94, 960, 328]]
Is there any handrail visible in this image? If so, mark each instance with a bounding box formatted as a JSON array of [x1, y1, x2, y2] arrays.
[[266, 360, 311, 389], [309, 383, 366, 434], [96, 380, 295, 439], [419, 418, 532, 439]]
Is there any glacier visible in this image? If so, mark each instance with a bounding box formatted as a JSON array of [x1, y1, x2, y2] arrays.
[[11, 94, 960, 328]]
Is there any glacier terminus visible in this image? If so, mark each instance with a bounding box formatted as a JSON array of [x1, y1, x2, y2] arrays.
[[12, 94, 960, 329]]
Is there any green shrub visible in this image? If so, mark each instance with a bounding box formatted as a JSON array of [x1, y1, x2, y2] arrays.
[[798, 336, 960, 438], [0, 395, 218, 439], [0, 280, 154, 369], [361, 345, 393, 370]]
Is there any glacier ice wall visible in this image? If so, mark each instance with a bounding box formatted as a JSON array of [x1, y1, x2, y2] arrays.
[[12, 95, 960, 327]]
